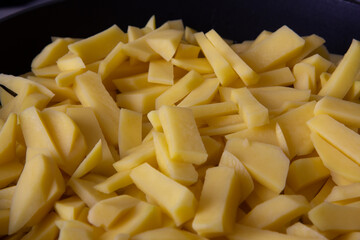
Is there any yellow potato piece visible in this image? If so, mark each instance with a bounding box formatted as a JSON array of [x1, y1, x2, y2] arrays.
[[226, 138, 289, 193], [219, 150, 254, 203], [308, 114, 360, 165], [117, 86, 169, 114], [56, 52, 86, 72], [287, 34, 326, 67], [55, 68, 86, 87], [112, 73, 157, 92], [32, 64, 60, 78], [88, 195, 139, 229], [68, 25, 127, 64], [192, 166, 241, 237], [153, 131, 198, 186], [0, 186, 15, 210], [206, 29, 259, 86], [74, 71, 120, 146], [325, 183, 360, 204], [308, 202, 360, 232], [31, 38, 76, 69], [54, 196, 85, 221], [177, 77, 219, 107], [0, 209, 10, 237], [240, 195, 310, 231], [94, 170, 133, 194], [0, 161, 23, 189], [68, 178, 116, 208], [171, 58, 214, 74], [273, 101, 316, 158], [287, 157, 329, 192], [174, 43, 201, 59], [21, 212, 60, 240], [241, 25, 305, 72], [113, 141, 156, 172], [132, 227, 207, 240], [9, 154, 65, 234], [130, 163, 197, 226], [146, 29, 183, 61], [194, 32, 238, 86], [252, 67, 295, 87], [158, 105, 207, 165], [118, 108, 142, 157], [314, 96, 360, 128], [293, 62, 316, 93], [232, 87, 269, 128], [66, 107, 115, 176], [101, 199, 162, 237], [155, 70, 203, 108], [148, 59, 174, 85], [0, 113, 17, 165], [190, 101, 238, 119], [249, 86, 310, 110], [228, 224, 319, 240], [286, 222, 327, 240], [318, 39, 360, 98], [72, 139, 102, 178], [98, 42, 127, 79], [57, 220, 96, 240]]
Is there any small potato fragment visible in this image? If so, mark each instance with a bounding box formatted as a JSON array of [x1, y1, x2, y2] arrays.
[[130, 163, 197, 226], [293, 62, 316, 93], [251, 67, 295, 87], [240, 195, 310, 231], [158, 105, 207, 165], [94, 170, 133, 194], [192, 166, 241, 237], [98, 42, 128, 80], [174, 43, 201, 58]]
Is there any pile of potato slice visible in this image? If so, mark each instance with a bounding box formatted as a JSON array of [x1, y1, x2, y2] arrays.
[[1, 15, 360, 240]]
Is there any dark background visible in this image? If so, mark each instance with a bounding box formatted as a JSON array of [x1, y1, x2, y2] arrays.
[[0, 0, 359, 75]]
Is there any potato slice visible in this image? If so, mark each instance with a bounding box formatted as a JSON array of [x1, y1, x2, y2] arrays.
[[130, 163, 197, 226], [194, 32, 238, 86], [118, 108, 142, 157], [9, 154, 65, 234], [0, 113, 17, 165], [240, 195, 310, 231], [21, 212, 60, 240], [54, 196, 85, 221], [226, 138, 289, 193], [68, 25, 127, 64], [158, 105, 207, 165], [74, 71, 120, 146], [318, 39, 360, 98], [240, 25, 305, 72], [192, 166, 241, 237]]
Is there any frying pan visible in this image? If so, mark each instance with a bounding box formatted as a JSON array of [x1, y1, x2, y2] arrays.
[[0, 0, 359, 75]]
